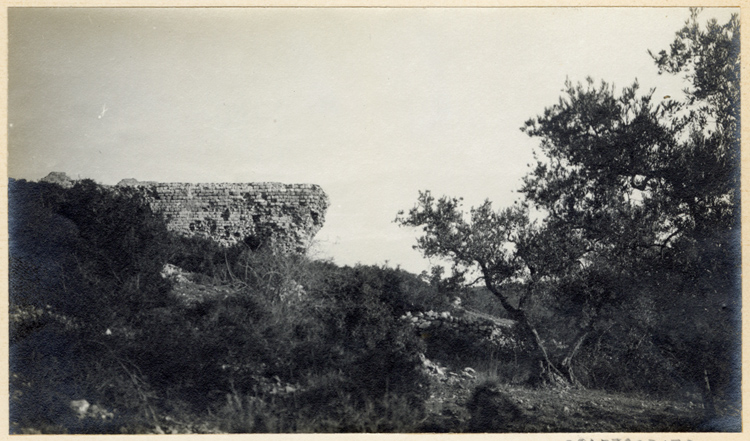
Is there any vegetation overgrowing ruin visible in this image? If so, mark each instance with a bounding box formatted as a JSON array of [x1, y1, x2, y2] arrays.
[[39, 172, 330, 252], [9, 10, 741, 434]]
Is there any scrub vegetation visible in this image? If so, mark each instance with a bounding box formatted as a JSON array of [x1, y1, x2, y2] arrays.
[[9, 10, 740, 433]]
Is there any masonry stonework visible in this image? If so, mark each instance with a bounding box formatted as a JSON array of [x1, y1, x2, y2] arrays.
[[117, 180, 329, 252], [402, 309, 522, 352], [40, 173, 329, 252]]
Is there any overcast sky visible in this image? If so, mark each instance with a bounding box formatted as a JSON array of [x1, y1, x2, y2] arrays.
[[8, 7, 737, 274]]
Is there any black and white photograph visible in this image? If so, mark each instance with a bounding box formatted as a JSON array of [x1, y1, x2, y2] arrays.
[[6, 4, 743, 435]]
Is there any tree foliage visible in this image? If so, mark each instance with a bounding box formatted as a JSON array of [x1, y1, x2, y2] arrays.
[[521, 10, 740, 405], [397, 193, 576, 384], [398, 10, 740, 407]]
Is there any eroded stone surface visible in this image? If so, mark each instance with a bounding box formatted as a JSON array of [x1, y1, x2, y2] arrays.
[[118, 180, 329, 252], [40, 173, 329, 252]]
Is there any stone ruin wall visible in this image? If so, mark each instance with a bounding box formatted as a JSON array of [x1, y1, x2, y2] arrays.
[[40, 173, 329, 252], [116, 180, 329, 252]]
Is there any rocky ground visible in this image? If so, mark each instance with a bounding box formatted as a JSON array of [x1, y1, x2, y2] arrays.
[[12, 365, 727, 435], [163, 267, 727, 434], [416, 355, 735, 433], [14, 268, 731, 434]]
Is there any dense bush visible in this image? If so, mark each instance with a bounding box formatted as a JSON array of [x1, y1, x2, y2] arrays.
[[9, 179, 430, 432], [165, 233, 246, 282], [9, 179, 173, 325], [306, 265, 429, 398], [120, 254, 431, 430], [466, 380, 524, 432], [9, 179, 176, 432], [10, 175, 735, 433]]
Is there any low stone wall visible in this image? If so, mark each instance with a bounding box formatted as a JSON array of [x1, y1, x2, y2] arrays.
[[402, 309, 521, 351]]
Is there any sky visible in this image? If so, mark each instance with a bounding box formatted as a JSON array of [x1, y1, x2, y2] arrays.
[[8, 7, 738, 274]]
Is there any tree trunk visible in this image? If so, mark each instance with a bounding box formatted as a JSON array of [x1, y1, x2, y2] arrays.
[[512, 309, 568, 386], [485, 278, 568, 386], [560, 328, 591, 387]]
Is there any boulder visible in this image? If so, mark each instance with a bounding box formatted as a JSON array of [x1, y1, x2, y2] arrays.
[[69, 399, 90, 419]]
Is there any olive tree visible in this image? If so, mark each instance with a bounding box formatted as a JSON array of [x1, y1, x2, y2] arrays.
[[396, 194, 586, 384], [521, 9, 739, 418]]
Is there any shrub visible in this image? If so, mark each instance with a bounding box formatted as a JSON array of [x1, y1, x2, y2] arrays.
[[466, 380, 525, 432], [9, 179, 176, 431], [9, 178, 431, 432], [306, 265, 429, 397], [165, 234, 245, 282], [117, 254, 430, 428], [55, 180, 173, 321]]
